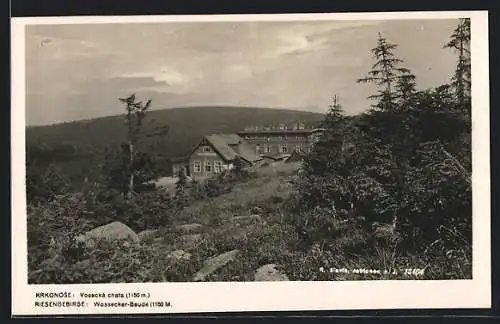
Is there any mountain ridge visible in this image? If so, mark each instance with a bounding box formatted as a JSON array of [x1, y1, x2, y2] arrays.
[[26, 106, 325, 181], [26, 106, 324, 128]]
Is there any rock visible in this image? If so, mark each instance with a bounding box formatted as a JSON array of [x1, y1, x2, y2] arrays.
[[249, 206, 265, 214], [175, 223, 203, 234], [167, 250, 192, 262], [227, 223, 260, 241], [372, 223, 396, 241], [179, 234, 203, 250], [233, 215, 261, 224], [192, 250, 239, 282], [254, 264, 289, 281], [81, 221, 139, 248], [233, 214, 261, 221], [138, 229, 159, 242]]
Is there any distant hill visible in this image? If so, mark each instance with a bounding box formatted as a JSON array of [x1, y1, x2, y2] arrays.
[[26, 106, 324, 182]]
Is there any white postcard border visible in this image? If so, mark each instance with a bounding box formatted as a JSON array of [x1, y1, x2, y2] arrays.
[[11, 10, 491, 315]]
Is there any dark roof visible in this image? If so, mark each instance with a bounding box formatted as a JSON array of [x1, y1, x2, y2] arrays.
[[237, 128, 325, 135], [261, 153, 291, 161], [204, 134, 262, 164]]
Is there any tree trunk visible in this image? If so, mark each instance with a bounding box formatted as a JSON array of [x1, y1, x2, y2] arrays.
[[392, 212, 399, 232], [128, 139, 134, 198], [458, 37, 464, 106]]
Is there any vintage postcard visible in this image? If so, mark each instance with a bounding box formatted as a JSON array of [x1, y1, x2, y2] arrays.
[[11, 11, 490, 315]]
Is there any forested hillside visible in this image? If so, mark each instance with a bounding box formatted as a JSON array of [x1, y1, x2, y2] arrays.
[[26, 106, 323, 188]]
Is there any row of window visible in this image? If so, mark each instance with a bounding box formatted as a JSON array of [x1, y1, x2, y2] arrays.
[[256, 144, 304, 154], [192, 160, 224, 173], [246, 124, 306, 131], [245, 135, 307, 141]]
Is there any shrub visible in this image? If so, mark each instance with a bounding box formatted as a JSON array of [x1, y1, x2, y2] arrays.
[[26, 163, 71, 203], [114, 189, 176, 232], [27, 198, 96, 272]]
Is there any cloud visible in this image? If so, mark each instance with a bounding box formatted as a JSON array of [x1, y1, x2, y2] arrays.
[[119, 67, 194, 94], [25, 19, 460, 125], [263, 20, 383, 59], [267, 32, 328, 58], [224, 64, 253, 82], [27, 32, 102, 62]]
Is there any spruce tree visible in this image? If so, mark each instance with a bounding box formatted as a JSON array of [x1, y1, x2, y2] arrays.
[[118, 94, 152, 197], [394, 69, 418, 154], [118, 94, 169, 197], [444, 18, 471, 108], [175, 167, 189, 207], [395, 70, 417, 107], [175, 167, 188, 193], [357, 33, 416, 232], [443, 18, 472, 174], [357, 32, 411, 112], [304, 95, 346, 176], [322, 94, 345, 128]]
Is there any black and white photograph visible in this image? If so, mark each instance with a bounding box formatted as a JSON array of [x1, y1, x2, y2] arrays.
[[11, 11, 491, 314]]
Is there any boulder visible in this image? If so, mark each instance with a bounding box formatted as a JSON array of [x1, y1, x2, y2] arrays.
[[254, 264, 289, 281], [80, 221, 139, 248], [167, 250, 192, 262], [233, 215, 261, 225], [372, 223, 398, 242], [175, 223, 203, 234], [249, 206, 265, 214], [192, 249, 239, 282], [179, 234, 203, 250], [138, 229, 159, 242]]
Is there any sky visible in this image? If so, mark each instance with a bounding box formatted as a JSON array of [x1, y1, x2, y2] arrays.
[[25, 18, 460, 126]]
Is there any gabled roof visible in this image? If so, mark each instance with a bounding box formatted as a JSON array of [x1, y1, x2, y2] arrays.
[[261, 153, 291, 161], [198, 134, 262, 164], [237, 128, 325, 135]]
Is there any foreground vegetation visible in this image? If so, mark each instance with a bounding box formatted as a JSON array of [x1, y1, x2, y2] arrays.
[[26, 19, 472, 283]]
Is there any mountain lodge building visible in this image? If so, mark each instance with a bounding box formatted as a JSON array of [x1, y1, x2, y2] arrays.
[[174, 121, 324, 178]]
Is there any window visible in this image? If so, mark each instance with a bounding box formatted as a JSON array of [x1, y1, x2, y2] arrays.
[[276, 135, 285, 141], [296, 135, 305, 141], [295, 145, 302, 153], [256, 144, 264, 154], [202, 146, 213, 153], [193, 161, 201, 173], [266, 145, 272, 153], [214, 161, 223, 173], [280, 145, 288, 153], [205, 161, 213, 173]]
